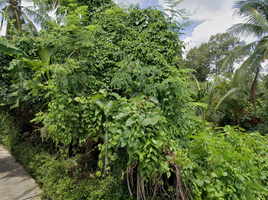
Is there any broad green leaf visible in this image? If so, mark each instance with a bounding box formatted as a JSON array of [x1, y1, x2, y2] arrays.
[[39, 47, 51, 65], [121, 140, 127, 148], [0, 39, 29, 59], [10, 102, 19, 109], [116, 112, 125, 119], [106, 100, 116, 113], [211, 172, 217, 177], [108, 126, 117, 134], [142, 118, 151, 126], [132, 139, 140, 151], [223, 172, 228, 176], [148, 96, 159, 104], [92, 94, 104, 100], [151, 154, 158, 162], [98, 160, 103, 169], [24, 60, 41, 69], [96, 171, 101, 177], [166, 155, 172, 161], [95, 109, 100, 116], [152, 139, 162, 147], [93, 137, 98, 142], [126, 118, 135, 126], [94, 98, 106, 109], [151, 115, 160, 125], [110, 153, 118, 161], [167, 171, 171, 179], [204, 176, 211, 183], [74, 97, 81, 102], [111, 92, 121, 100], [196, 179, 204, 187], [137, 114, 145, 122], [142, 116, 159, 126]]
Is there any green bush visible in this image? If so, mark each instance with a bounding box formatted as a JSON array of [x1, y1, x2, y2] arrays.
[[180, 125, 268, 199], [1, 109, 268, 199], [0, 110, 21, 151], [0, 110, 131, 200]]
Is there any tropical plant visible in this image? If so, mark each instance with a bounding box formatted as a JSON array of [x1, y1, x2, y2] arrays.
[[1, 3, 197, 198], [184, 125, 268, 199], [0, 0, 267, 199], [190, 75, 248, 126], [0, 0, 37, 32], [222, 0, 268, 114]]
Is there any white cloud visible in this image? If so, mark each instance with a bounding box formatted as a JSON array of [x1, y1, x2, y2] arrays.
[[157, 0, 252, 51], [180, 0, 234, 20], [180, 0, 258, 52], [183, 9, 243, 51]]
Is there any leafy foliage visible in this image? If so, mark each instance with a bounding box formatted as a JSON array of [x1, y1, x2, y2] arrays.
[[18, 2, 197, 198], [0, 0, 267, 199], [222, 0, 268, 114], [185, 33, 246, 81], [183, 126, 268, 199]]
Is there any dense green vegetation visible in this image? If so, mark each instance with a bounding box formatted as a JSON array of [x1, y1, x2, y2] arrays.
[[184, 32, 246, 81], [0, 0, 268, 199]]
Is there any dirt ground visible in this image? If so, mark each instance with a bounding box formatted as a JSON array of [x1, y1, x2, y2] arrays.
[[0, 145, 42, 200]]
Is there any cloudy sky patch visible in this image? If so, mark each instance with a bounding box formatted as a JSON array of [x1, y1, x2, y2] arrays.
[[120, 0, 257, 51]]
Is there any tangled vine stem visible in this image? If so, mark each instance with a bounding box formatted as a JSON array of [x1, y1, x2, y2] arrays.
[[126, 149, 190, 200], [167, 148, 190, 200], [170, 162, 190, 200], [63, 49, 78, 65]]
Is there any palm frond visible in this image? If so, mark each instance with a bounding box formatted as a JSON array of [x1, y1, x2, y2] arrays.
[[232, 1, 268, 38], [220, 41, 257, 75], [22, 23, 37, 36], [2, 4, 24, 31], [251, 7, 268, 29], [231, 51, 261, 88], [21, 11, 36, 31], [3, 3, 13, 15], [233, 0, 268, 17], [228, 23, 266, 38], [215, 87, 241, 112], [231, 38, 268, 88], [192, 74, 201, 91], [23, 6, 52, 25]]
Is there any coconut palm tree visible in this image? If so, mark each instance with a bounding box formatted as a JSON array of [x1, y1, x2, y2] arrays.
[[222, 0, 268, 114], [0, 0, 37, 32], [0, 0, 59, 34]]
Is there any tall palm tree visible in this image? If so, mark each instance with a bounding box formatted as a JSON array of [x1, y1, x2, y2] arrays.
[[222, 0, 268, 114], [0, 0, 37, 32]]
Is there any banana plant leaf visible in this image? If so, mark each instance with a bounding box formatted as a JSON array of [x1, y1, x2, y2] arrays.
[[0, 39, 29, 59]]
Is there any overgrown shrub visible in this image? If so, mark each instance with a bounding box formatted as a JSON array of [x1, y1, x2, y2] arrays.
[[180, 125, 268, 199], [0, 110, 131, 200]]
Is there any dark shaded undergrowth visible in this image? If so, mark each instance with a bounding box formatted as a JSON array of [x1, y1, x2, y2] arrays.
[[0, 111, 131, 200]]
